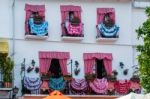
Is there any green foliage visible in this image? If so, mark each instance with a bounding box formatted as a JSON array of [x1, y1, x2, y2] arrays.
[[136, 7, 150, 93], [4, 57, 14, 82], [0, 53, 7, 70]]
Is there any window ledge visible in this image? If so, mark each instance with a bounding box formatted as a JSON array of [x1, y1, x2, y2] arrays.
[[25, 35, 48, 40], [61, 36, 83, 41], [96, 37, 118, 42]]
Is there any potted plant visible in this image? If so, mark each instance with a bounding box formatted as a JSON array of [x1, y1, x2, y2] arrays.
[[85, 73, 96, 82], [63, 74, 72, 81], [130, 65, 140, 82], [130, 75, 140, 82], [70, 17, 81, 26], [3, 57, 14, 88], [34, 15, 43, 24], [107, 75, 117, 82], [41, 73, 49, 81], [0, 53, 8, 88]]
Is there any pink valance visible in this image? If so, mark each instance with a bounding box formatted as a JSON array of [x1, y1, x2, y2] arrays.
[[25, 4, 45, 12], [60, 5, 82, 12], [39, 51, 70, 75], [39, 51, 70, 59], [84, 53, 113, 75], [83, 53, 112, 60], [97, 8, 115, 14]]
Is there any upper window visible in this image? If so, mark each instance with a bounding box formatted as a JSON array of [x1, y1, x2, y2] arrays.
[[60, 5, 84, 37], [25, 4, 48, 39], [133, 0, 150, 8], [96, 8, 119, 39]]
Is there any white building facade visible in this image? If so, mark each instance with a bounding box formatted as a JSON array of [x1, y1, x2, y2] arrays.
[[0, 0, 147, 96]]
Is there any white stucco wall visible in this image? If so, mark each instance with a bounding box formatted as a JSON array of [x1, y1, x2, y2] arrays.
[[131, 7, 147, 66], [0, 0, 13, 38], [0, 0, 147, 96], [132, 8, 146, 45]]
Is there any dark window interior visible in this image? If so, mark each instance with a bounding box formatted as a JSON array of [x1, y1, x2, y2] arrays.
[[32, 11, 38, 15], [49, 59, 62, 78], [69, 11, 74, 22], [96, 59, 107, 79]]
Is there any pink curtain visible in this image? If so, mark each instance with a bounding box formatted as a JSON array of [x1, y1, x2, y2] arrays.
[[59, 59, 68, 75], [103, 59, 112, 75], [39, 58, 51, 74], [60, 5, 82, 23], [74, 11, 82, 22], [39, 51, 70, 75], [83, 53, 113, 75], [97, 8, 115, 24], [25, 11, 32, 33], [84, 59, 95, 74], [61, 11, 68, 34], [25, 4, 45, 34]]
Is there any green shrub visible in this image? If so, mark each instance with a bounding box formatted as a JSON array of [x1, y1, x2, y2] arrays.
[[136, 7, 150, 93]]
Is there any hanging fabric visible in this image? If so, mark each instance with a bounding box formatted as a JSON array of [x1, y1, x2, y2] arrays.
[[84, 59, 95, 74], [66, 22, 82, 35], [130, 81, 141, 94], [89, 78, 108, 94], [97, 23, 119, 37], [48, 77, 66, 91], [70, 78, 88, 95], [24, 77, 42, 94], [41, 81, 49, 90], [59, 59, 68, 75], [114, 80, 131, 95], [28, 18, 48, 36], [103, 59, 112, 75], [39, 58, 51, 74], [107, 81, 115, 94]]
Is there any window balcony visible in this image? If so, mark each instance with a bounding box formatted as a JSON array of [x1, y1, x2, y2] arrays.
[[25, 4, 48, 40], [61, 22, 84, 41], [96, 24, 119, 42]]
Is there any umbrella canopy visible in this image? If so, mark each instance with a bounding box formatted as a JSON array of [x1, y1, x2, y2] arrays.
[[145, 93, 150, 99], [117, 93, 144, 99], [43, 90, 71, 99]]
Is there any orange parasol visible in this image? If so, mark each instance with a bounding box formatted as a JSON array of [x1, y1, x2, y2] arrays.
[[43, 90, 72, 99]]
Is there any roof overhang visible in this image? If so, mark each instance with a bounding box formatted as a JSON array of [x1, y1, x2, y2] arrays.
[[0, 38, 8, 54]]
